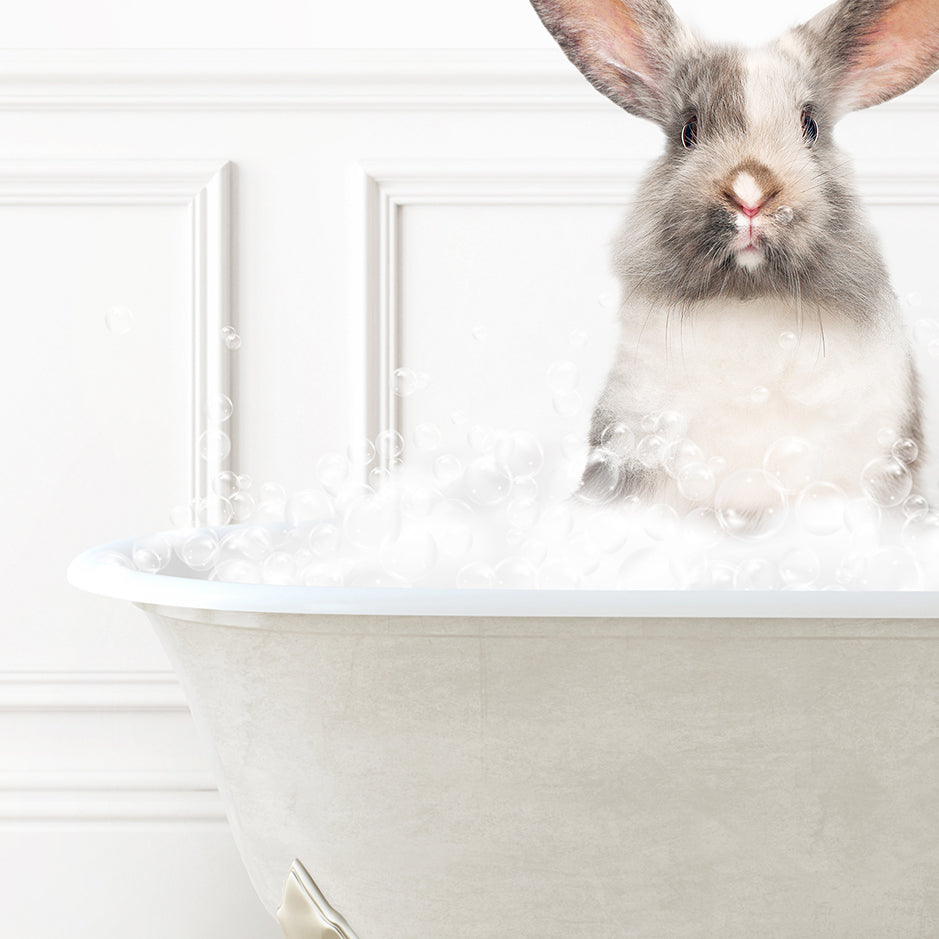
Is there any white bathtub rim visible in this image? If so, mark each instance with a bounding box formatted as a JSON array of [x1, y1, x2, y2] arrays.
[[67, 533, 939, 619]]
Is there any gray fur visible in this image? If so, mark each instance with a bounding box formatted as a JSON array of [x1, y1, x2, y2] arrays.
[[528, 0, 937, 504]]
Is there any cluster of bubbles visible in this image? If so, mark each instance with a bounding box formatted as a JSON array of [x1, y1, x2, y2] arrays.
[[117, 408, 939, 591], [109, 300, 939, 592]]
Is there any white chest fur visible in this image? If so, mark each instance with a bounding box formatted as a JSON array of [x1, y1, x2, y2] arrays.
[[600, 296, 913, 495]]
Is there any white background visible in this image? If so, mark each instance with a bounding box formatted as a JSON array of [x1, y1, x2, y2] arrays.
[[2, 1, 938, 937]]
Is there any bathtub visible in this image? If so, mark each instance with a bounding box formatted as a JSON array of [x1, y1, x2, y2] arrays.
[[68, 532, 939, 938]]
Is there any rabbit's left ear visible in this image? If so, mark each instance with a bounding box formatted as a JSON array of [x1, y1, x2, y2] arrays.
[[529, 0, 691, 126], [799, 0, 939, 112]]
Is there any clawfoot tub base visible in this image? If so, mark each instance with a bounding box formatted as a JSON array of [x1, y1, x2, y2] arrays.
[[277, 860, 360, 939]]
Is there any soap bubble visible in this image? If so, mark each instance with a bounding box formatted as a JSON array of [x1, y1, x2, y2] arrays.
[[211, 559, 261, 584], [393, 367, 419, 396], [512, 477, 539, 503], [539, 502, 575, 540], [495, 431, 544, 480], [715, 469, 788, 540], [683, 506, 723, 549], [569, 329, 588, 347], [914, 318, 939, 344], [877, 427, 898, 448], [433, 499, 474, 558], [105, 306, 134, 335], [260, 481, 286, 505], [892, 437, 919, 465], [368, 467, 392, 490], [344, 492, 402, 549], [552, 391, 583, 417], [863, 546, 921, 590], [465, 455, 513, 506], [199, 430, 232, 461], [450, 409, 468, 425], [101, 551, 134, 570], [178, 529, 220, 571], [664, 439, 705, 479], [657, 411, 688, 441], [581, 507, 631, 552], [220, 526, 273, 563], [301, 563, 344, 587], [376, 429, 405, 464], [433, 454, 463, 487], [212, 470, 241, 499], [347, 437, 376, 467], [778, 330, 798, 351], [779, 547, 820, 587], [380, 529, 438, 581], [574, 450, 621, 505], [774, 205, 794, 224], [600, 422, 635, 458], [132, 535, 172, 573], [457, 562, 496, 588], [796, 481, 848, 536], [844, 497, 881, 537], [286, 489, 333, 526], [547, 360, 578, 396], [763, 437, 818, 493], [413, 423, 443, 453], [643, 503, 679, 541], [750, 385, 770, 407], [636, 434, 667, 469], [507, 497, 540, 530], [617, 547, 682, 589], [735, 557, 780, 590], [902, 494, 929, 521], [401, 483, 440, 517], [860, 456, 912, 507], [902, 512, 939, 550], [262, 551, 297, 585], [472, 325, 487, 342], [677, 461, 716, 502], [494, 557, 538, 588], [221, 325, 242, 350], [308, 521, 342, 559], [315, 453, 349, 494], [206, 393, 233, 423], [229, 491, 256, 522], [538, 560, 582, 589], [468, 425, 496, 453]]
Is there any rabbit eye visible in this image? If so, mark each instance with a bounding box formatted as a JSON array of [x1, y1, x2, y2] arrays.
[[801, 108, 818, 146], [681, 114, 698, 149]]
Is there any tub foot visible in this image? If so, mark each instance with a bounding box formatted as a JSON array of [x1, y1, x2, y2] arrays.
[[277, 859, 360, 939]]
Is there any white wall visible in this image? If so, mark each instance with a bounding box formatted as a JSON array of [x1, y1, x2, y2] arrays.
[[3, 2, 939, 937], [0, 0, 836, 48]]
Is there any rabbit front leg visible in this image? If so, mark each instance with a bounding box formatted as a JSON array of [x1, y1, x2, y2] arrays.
[[577, 403, 665, 504]]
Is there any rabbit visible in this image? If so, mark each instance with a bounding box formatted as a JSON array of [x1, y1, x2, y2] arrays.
[[529, 0, 936, 515]]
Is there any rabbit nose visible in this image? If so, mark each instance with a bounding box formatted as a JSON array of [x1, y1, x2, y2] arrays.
[[737, 199, 763, 218], [721, 163, 782, 218]]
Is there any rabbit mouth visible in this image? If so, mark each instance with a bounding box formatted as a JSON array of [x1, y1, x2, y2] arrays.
[[735, 242, 765, 270]]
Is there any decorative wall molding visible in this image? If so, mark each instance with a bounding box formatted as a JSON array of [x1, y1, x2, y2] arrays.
[[0, 669, 185, 711], [0, 159, 232, 516], [0, 670, 225, 824], [359, 159, 644, 462], [359, 158, 939, 457], [0, 49, 937, 113], [0, 785, 225, 824]]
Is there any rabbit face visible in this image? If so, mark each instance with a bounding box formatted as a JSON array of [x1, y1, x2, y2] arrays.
[[618, 40, 883, 315]]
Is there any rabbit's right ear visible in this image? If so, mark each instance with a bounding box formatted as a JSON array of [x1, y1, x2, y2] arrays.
[[530, 0, 690, 125], [798, 0, 939, 114]]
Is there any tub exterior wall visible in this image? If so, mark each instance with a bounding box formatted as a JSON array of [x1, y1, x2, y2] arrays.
[[4, 4, 939, 939], [149, 607, 939, 939]]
